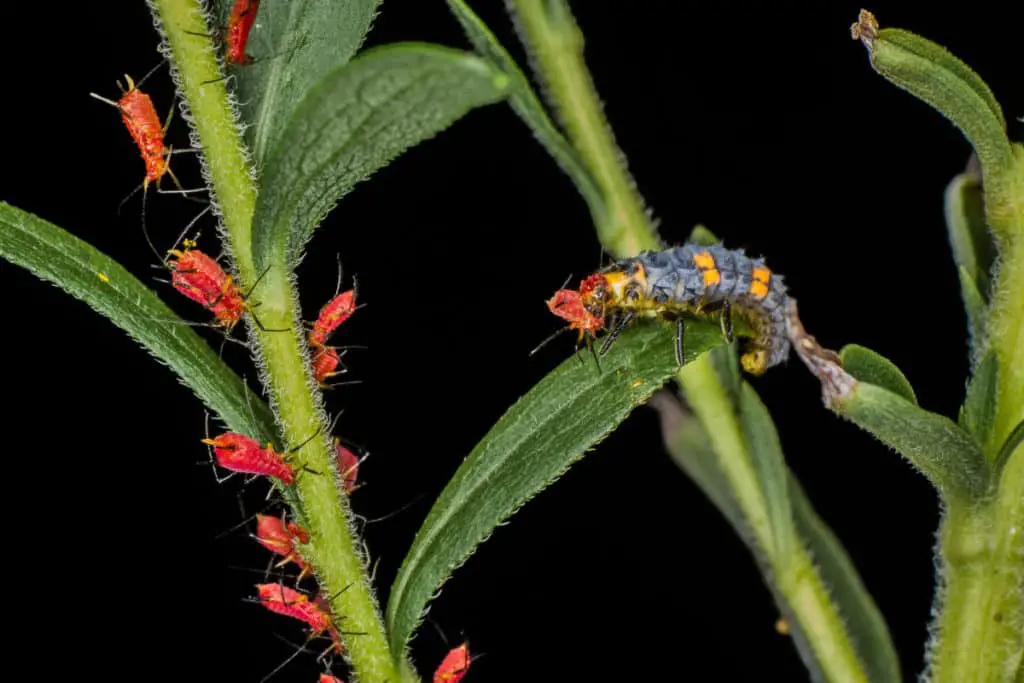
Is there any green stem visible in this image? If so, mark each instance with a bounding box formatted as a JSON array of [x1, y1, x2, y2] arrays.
[[148, 2, 404, 681], [505, 0, 659, 257], [679, 359, 870, 683], [931, 448, 1024, 683]]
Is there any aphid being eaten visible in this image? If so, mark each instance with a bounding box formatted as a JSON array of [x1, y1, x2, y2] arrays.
[[254, 514, 311, 580], [545, 244, 792, 375], [226, 0, 261, 65], [434, 643, 471, 683], [202, 433, 295, 485]]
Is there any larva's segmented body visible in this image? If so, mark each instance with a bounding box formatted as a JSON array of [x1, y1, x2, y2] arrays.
[[548, 243, 792, 375]]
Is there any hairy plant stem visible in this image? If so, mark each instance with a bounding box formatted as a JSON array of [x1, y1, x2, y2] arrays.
[[932, 451, 1024, 683], [677, 360, 870, 683], [505, 0, 659, 255], [506, 1, 870, 680], [148, 2, 405, 681]]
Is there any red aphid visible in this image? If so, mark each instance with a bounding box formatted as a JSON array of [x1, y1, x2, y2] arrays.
[[90, 75, 173, 191], [311, 345, 343, 386], [202, 433, 295, 485], [226, 0, 261, 65], [546, 289, 605, 342], [334, 441, 360, 493], [309, 290, 357, 348], [434, 643, 471, 683], [166, 247, 247, 332], [254, 514, 311, 578], [256, 583, 333, 634], [319, 676, 344, 683]]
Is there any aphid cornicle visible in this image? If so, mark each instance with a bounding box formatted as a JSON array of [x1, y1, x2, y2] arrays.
[[548, 243, 791, 375]]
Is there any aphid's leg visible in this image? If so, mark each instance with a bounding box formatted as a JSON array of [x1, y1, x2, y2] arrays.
[[247, 309, 291, 333], [599, 311, 634, 356], [585, 332, 602, 372], [721, 300, 734, 343], [529, 326, 569, 357], [160, 155, 208, 197], [676, 318, 686, 366]]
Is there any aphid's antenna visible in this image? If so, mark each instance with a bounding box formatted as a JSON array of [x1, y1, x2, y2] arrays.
[[428, 617, 451, 647], [558, 272, 575, 290], [333, 253, 345, 296], [132, 61, 167, 90], [201, 411, 237, 484], [259, 635, 311, 683]]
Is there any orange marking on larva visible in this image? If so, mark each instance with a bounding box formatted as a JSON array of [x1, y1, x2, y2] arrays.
[[692, 251, 716, 270], [749, 280, 769, 299], [703, 269, 721, 287], [752, 266, 772, 283]]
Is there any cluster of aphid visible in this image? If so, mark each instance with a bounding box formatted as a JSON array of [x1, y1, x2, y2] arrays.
[[89, 2, 478, 680]]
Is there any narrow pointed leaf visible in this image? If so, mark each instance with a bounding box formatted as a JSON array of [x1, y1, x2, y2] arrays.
[[852, 10, 1022, 246], [961, 349, 998, 456], [660, 378, 897, 682], [444, 0, 605, 226], [788, 475, 902, 683], [840, 344, 917, 405], [833, 381, 989, 500], [957, 266, 988, 354], [0, 203, 276, 442], [944, 168, 995, 300], [386, 319, 727, 656], [252, 44, 509, 271], [688, 224, 720, 247], [212, 0, 382, 165]]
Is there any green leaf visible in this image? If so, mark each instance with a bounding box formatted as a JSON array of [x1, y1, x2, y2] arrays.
[[961, 349, 998, 456], [659, 381, 897, 682], [651, 390, 747, 539], [386, 319, 727, 656], [212, 0, 383, 166], [252, 43, 509, 271], [851, 10, 1022, 246], [993, 419, 1023, 475], [0, 202, 276, 443], [443, 0, 605, 228], [840, 344, 917, 405], [737, 379, 796, 565], [944, 168, 995, 300], [687, 224, 720, 247], [957, 266, 989, 354], [833, 381, 989, 500], [788, 475, 903, 683]]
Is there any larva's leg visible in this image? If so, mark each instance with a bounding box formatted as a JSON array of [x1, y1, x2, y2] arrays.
[[721, 300, 734, 343], [676, 317, 685, 366], [599, 311, 634, 356]]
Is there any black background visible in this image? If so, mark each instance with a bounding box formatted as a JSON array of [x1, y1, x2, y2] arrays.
[[0, 1, 1020, 681]]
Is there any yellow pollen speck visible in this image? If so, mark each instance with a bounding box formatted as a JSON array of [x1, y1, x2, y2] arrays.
[[631, 379, 643, 388], [749, 280, 769, 298], [693, 251, 716, 270], [775, 617, 790, 635], [703, 269, 721, 287], [97, 272, 110, 283]]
